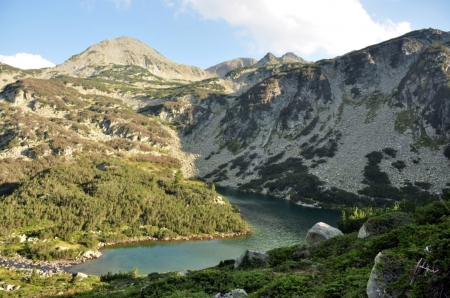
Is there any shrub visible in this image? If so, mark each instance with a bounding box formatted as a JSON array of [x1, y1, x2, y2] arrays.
[[382, 147, 397, 158], [444, 144, 450, 160], [392, 160, 406, 171]]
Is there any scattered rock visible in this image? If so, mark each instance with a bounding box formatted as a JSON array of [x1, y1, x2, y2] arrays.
[[306, 222, 343, 244], [214, 288, 248, 298], [82, 250, 102, 259]]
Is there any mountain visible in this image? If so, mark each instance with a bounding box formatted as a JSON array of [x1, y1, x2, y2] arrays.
[[206, 57, 258, 78], [255, 52, 307, 67], [52, 36, 211, 81], [1, 28, 450, 210], [151, 28, 450, 207]]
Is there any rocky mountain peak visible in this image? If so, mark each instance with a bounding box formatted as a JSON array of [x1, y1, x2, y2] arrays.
[[280, 52, 307, 63], [52, 36, 211, 81], [255, 52, 280, 67], [206, 58, 258, 78]]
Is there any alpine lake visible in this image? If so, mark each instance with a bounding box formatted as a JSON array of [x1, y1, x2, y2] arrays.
[[71, 188, 340, 275]]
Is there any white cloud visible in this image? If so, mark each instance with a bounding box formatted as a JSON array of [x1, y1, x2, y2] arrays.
[[0, 53, 55, 70], [108, 0, 132, 9], [175, 0, 411, 60]]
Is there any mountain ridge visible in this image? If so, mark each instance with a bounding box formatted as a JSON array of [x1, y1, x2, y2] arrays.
[[1, 28, 450, 208]]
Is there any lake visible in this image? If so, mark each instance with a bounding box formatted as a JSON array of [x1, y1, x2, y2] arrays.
[[71, 188, 340, 275]]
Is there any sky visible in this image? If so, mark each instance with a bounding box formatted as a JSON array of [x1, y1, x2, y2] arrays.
[[0, 0, 449, 70]]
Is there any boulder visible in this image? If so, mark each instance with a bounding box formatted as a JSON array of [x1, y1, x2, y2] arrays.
[[214, 289, 248, 298], [234, 250, 269, 269], [19, 234, 27, 243], [358, 212, 413, 239], [367, 252, 387, 298], [83, 250, 102, 259], [73, 272, 89, 280], [2, 283, 15, 291], [357, 223, 370, 239], [306, 222, 343, 244]]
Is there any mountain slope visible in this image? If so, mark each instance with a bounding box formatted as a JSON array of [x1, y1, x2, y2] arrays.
[[52, 36, 211, 81], [206, 57, 258, 78], [153, 28, 450, 207]]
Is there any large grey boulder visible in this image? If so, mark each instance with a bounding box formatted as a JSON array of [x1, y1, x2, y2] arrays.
[[306, 222, 343, 244], [234, 250, 269, 269]]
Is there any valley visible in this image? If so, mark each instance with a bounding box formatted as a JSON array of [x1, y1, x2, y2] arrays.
[[0, 28, 450, 297]]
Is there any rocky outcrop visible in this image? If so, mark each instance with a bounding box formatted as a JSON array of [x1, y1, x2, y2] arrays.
[[214, 289, 248, 298], [82, 250, 102, 259], [367, 252, 387, 298], [234, 250, 269, 269], [306, 222, 343, 244]]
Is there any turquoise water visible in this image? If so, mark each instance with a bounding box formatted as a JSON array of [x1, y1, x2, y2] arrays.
[[71, 188, 340, 275]]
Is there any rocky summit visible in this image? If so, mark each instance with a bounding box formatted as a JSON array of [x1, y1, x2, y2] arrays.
[[1, 28, 450, 208]]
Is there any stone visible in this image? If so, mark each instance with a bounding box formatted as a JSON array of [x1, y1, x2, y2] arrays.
[[19, 234, 27, 243], [215, 288, 248, 298], [306, 222, 343, 244], [2, 283, 15, 291], [83, 250, 102, 259], [367, 252, 386, 298], [358, 223, 369, 239], [178, 270, 188, 276], [234, 250, 269, 269], [73, 272, 89, 280]]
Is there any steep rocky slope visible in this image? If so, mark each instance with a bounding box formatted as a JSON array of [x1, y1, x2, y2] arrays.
[[1, 28, 450, 208], [152, 28, 450, 207]]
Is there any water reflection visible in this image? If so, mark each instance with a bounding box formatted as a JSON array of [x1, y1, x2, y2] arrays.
[[71, 188, 340, 275]]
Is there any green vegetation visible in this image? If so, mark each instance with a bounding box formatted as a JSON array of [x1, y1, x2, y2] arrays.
[[0, 157, 247, 259], [4, 198, 447, 297], [359, 150, 440, 204]]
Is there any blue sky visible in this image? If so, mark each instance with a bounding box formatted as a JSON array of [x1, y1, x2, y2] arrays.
[[1, 0, 449, 69]]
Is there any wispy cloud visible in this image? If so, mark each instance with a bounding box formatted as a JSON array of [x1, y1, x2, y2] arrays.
[[108, 0, 132, 10], [0, 53, 55, 69], [173, 0, 411, 60]]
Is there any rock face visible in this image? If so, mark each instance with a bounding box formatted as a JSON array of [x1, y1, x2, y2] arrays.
[[367, 252, 387, 298], [234, 250, 269, 269], [177, 28, 450, 205], [1, 28, 450, 209], [306, 222, 343, 244]]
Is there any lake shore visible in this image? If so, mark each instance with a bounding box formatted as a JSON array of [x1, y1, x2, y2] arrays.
[[0, 230, 252, 277]]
